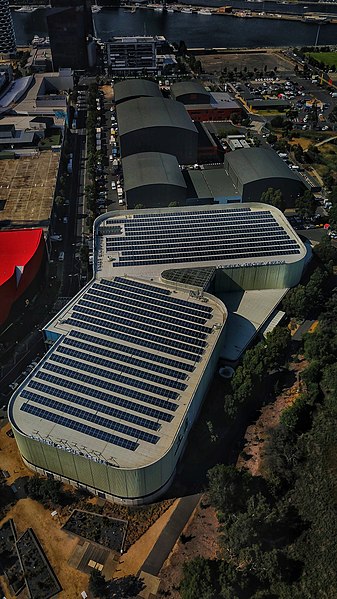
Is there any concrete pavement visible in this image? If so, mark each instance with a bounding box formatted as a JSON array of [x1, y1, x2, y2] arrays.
[[141, 493, 201, 577]]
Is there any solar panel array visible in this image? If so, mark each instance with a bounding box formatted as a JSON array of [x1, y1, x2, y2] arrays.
[[20, 278, 216, 456], [104, 208, 301, 268]]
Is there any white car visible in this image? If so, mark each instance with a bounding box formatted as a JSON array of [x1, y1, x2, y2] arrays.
[[111, 181, 116, 190]]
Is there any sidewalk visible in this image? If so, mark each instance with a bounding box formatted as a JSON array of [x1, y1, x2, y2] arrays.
[[141, 493, 201, 577]]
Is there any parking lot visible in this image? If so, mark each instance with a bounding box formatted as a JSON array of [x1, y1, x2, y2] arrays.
[[0, 152, 59, 229]]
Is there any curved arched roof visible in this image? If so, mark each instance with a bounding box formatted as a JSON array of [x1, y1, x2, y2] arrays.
[[225, 148, 302, 185]]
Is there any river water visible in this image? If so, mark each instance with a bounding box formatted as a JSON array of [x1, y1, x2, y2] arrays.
[[11, 6, 337, 48]]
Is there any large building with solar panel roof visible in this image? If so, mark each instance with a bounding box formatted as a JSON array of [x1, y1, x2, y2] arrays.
[[9, 204, 307, 505]]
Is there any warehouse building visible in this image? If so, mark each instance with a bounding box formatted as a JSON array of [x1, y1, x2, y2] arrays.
[[116, 97, 198, 164], [171, 81, 241, 122], [122, 152, 186, 208], [9, 204, 307, 505], [225, 148, 305, 205], [171, 80, 211, 105], [185, 167, 241, 204], [114, 79, 162, 105]]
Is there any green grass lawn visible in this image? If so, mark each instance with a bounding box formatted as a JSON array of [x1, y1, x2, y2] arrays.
[[306, 52, 337, 68], [38, 132, 61, 149]]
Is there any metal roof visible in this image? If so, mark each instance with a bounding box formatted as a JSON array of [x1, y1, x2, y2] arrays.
[[122, 152, 186, 191], [9, 203, 307, 472], [116, 97, 197, 136], [188, 168, 241, 200], [225, 148, 302, 185], [114, 79, 162, 104], [96, 203, 307, 281], [171, 80, 210, 101], [10, 277, 226, 469]]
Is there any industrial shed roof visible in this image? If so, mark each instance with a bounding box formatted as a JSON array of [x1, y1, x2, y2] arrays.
[[122, 152, 186, 192], [114, 79, 162, 104], [116, 97, 197, 136], [187, 168, 240, 200], [225, 148, 302, 185], [171, 80, 210, 101]]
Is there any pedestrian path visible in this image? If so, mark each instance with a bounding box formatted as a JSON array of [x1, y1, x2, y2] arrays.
[[141, 493, 201, 577]]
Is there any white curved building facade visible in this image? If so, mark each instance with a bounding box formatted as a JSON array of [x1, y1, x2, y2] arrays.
[[9, 204, 307, 504]]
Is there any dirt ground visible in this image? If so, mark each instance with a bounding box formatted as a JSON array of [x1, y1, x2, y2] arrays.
[[0, 422, 32, 486], [289, 137, 314, 150], [237, 356, 308, 477], [114, 499, 179, 578], [199, 51, 292, 74], [0, 152, 59, 228], [158, 499, 219, 598], [100, 84, 113, 101], [0, 499, 89, 599]]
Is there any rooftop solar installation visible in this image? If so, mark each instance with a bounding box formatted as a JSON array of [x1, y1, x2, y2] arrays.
[[97, 204, 304, 279], [12, 274, 226, 469], [10, 204, 306, 472]]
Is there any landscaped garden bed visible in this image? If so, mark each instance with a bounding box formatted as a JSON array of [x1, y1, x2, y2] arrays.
[[16, 528, 61, 599], [63, 510, 128, 553], [0, 519, 25, 596]]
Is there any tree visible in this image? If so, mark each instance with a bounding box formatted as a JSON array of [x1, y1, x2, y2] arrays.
[[207, 464, 251, 514], [295, 190, 316, 219], [180, 557, 216, 599], [89, 571, 109, 599], [314, 234, 337, 267], [265, 327, 290, 371], [270, 115, 284, 129], [282, 285, 307, 319], [267, 133, 277, 145], [260, 188, 285, 211], [231, 112, 241, 125], [26, 476, 63, 504], [54, 195, 64, 207]]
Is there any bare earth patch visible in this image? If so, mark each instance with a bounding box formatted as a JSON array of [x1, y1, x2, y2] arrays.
[[0, 499, 89, 599], [100, 84, 113, 101], [158, 499, 219, 599], [237, 357, 308, 477]]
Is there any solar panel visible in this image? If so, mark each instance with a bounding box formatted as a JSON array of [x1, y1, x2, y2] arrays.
[[25, 379, 173, 422], [53, 348, 187, 391], [66, 313, 205, 357], [77, 299, 209, 340], [21, 388, 160, 430], [90, 284, 209, 325], [102, 208, 301, 270], [22, 393, 159, 444], [68, 330, 198, 368], [43, 360, 180, 400], [21, 403, 139, 451], [32, 372, 179, 412]]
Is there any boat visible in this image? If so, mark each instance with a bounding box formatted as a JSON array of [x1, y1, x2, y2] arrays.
[[181, 7, 192, 13], [197, 8, 212, 14], [91, 4, 102, 12], [153, 5, 164, 11], [166, 6, 174, 11]]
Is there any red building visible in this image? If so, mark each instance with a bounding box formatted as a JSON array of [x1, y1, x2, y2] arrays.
[[186, 102, 242, 123], [0, 228, 46, 325]]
